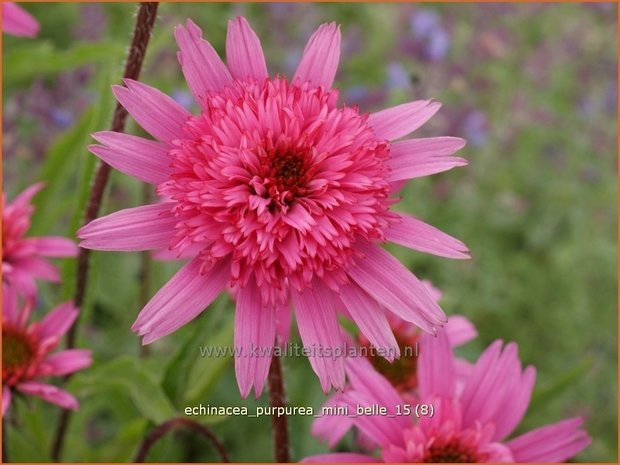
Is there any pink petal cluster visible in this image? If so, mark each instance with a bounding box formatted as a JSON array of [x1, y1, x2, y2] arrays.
[[79, 16, 469, 396], [305, 329, 591, 463], [2, 287, 92, 415], [2, 3, 39, 38], [313, 304, 477, 449], [3, 184, 78, 299]]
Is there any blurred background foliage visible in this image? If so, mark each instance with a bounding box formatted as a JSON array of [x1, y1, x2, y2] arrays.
[[2, 2, 617, 462]]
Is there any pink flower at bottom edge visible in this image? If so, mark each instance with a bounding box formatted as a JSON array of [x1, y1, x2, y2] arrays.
[[3, 183, 78, 300], [2, 286, 92, 415], [312, 284, 477, 449], [304, 329, 591, 462], [78, 16, 469, 397], [2, 3, 39, 38]]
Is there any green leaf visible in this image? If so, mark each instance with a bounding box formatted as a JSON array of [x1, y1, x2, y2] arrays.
[[162, 295, 233, 407], [184, 316, 235, 406], [68, 355, 176, 424], [58, 63, 116, 301], [3, 41, 125, 89], [29, 59, 115, 240], [529, 357, 593, 411]]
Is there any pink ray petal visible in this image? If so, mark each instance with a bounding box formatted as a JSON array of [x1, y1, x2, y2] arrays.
[[461, 341, 521, 430], [386, 213, 470, 260], [4, 268, 37, 300], [293, 22, 341, 89], [90, 131, 173, 184], [44, 349, 92, 376], [2, 283, 19, 324], [27, 237, 77, 257], [78, 203, 177, 251], [388, 137, 467, 182], [226, 16, 268, 81], [16, 382, 78, 410], [302, 453, 379, 463], [312, 392, 353, 447], [234, 279, 276, 398], [506, 417, 591, 462], [175, 19, 233, 104], [15, 257, 60, 281], [345, 356, 410, 432], [341, 389, 405, 449], [340, 282, 399, 361], [112, 79, 190, 143], [291, 281, 345, 392], [2, 3, 39, 37], [133, 257, 230, 344], [368, 100, 441, 141], [418, 328, 455, 401], [275, 301, 291, 345], [347, 242, 446, 333], [445, 315, 478, 347], [493, 365, 536, 440], [10, 182, 44, 210], [2, 386, 11, 415], [37, 302, 79, 341]]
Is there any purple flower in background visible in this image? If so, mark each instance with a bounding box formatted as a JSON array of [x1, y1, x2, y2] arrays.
[[410, 9, 440, 39], [409, 8, 451, 62], [463, 110, 488, 147], [171, 89, 194, 111], [49, 109, 74, 129], [386, 62, 411, 91]]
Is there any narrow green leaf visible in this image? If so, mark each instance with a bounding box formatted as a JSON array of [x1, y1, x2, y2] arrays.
[[68, 355, 176, 424], [3, 41, 125, 88]]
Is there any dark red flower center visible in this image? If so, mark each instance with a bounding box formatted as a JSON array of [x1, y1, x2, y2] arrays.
[[362, 332, 420, 390], [258, 146, 313, 209], [272, 152, 306, 191], [423, 439, 483, 463], [2, 327, 36, 384]]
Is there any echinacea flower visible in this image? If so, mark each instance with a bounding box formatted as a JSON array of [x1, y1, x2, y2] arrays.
[[78, 17, 469, 396], [3, 184, 78, 299], [2, 3, 39, 38], [355, 282, 476, 392], [304, 330, 591, 462], [312, 310, 477, 449], [2, 287, 92, 415]]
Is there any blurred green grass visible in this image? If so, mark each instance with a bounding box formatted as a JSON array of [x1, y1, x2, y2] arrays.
[[3, 2, 617, 462]]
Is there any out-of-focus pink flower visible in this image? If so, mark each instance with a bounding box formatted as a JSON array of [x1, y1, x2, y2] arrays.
[[3, 184, 78, 299], [79, 16, 469, 397], [2, 3, 39, 38], [356, 281, 476, 392], [312, 309, 477, 449], [305, 330, 591, 462], [2, 287, 92, 415]]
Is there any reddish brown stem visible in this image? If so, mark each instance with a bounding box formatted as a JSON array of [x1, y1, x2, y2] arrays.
[[51, 3, 159, 461], [268, 355, 290, 462], [134, 418, 230, 463]]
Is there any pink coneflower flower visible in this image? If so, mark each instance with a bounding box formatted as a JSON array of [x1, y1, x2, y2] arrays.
[[3, 183, 78, 299], [78, 17, 469, 396], [356, 282, 476, 392], [2, 287, 92, 415], [304, 330, 591, 462], [312, 312, 477, 449], [2, 3, 39, 38]]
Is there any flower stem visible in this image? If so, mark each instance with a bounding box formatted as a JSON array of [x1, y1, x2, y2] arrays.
[[268, 355, 290, 462], [134, 418, 230, 462], [50, 3, 159, 461]]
